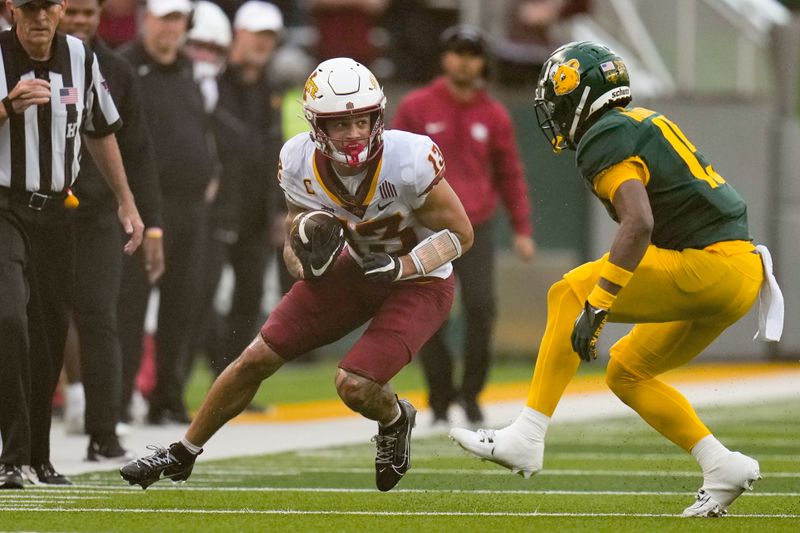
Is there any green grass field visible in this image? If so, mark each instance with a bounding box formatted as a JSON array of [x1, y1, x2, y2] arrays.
[[2, 398, 797, 532], [183, 357, 548, 409]]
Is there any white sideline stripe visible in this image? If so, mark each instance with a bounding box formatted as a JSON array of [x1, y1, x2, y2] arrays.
[[8, 487, 799, 497], [0, 507, 798, 518]]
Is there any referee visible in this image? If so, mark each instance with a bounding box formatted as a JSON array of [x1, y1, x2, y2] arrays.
[[0, 0, 143, 489]]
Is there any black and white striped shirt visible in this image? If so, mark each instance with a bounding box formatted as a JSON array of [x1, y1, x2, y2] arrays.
[[0, 30, 121, 193]]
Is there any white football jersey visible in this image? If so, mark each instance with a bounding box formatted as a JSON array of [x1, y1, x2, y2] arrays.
[[278, 129, 452, 279]]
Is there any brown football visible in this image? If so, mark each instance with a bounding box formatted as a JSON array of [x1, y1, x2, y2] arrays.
[[291, 210, 343, 250]]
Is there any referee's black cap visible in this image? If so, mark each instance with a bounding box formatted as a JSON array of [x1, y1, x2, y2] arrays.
[[440, 25, 489, 57], [12, 0, 64, 6]]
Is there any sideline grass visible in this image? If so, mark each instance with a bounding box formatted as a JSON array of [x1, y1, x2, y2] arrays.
[[3, 399, 798, 532], [184, 357, 549, 409]]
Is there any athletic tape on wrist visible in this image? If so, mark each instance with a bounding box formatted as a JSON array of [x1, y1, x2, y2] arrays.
[[587, 285, 616, 310], [408, 229, 462, 276], [599, 261, 634, 288]]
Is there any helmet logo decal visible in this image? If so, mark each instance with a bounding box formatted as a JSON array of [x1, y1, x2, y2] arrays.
[[600, 60, 629, 84], [346, 102, 355, 110], [551, 59, 580, 96], [304, 72, 320, 101]]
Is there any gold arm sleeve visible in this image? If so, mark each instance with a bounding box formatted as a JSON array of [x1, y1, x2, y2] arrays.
[[593, 156, 650, 201]]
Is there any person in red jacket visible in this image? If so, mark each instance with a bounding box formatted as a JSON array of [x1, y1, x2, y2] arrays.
[[392, 25, 536, 425]]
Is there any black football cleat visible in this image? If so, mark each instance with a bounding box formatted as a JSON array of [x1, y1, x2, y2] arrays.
[[119, 442, 199, 489], [29, 462, 72, 485], [87, 433, 136, 463], [0, 464, 24, 489], [372, 399, 417, 492]]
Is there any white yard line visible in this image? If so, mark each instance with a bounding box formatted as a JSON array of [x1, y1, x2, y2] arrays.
[[4, 487, 799, 497], [0, 507, 798, 518]]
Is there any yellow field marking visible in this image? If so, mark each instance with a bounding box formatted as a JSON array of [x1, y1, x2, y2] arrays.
[[230, 362, 799, 425]]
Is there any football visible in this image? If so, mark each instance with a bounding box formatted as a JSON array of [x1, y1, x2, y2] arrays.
[[291, 210, 343, 249], [290, 210, 346, 279]]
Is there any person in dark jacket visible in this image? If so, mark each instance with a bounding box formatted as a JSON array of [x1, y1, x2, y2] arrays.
[[59, 0, 163, 461], [208, 0, 285, 371], [117, 0, 214, 425]]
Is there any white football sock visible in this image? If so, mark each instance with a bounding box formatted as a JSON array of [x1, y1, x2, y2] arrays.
[[691, 434, 731, 475], [510, 407, 550, 442], [180, 437, 203, 455]]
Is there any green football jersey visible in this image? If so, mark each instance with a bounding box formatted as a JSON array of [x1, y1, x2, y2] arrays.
[[576, 107, 750, 250]]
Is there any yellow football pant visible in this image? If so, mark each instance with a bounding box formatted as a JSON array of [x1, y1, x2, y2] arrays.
[[526, 241, 763, 451]]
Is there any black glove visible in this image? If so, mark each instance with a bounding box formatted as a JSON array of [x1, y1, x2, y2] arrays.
[[362, 252, 403, 283], [291, 223, 345, 280], [571, 301, 609, 362]]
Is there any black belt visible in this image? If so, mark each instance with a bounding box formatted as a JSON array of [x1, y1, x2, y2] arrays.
[[0, 186, 66, 211]]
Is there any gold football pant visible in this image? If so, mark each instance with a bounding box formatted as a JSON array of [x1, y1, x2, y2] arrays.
[[526, 241, 763, 451]]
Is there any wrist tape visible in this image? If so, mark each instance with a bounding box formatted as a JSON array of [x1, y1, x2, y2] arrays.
[[586, 261, 634, 310], [599, 261, 634, 287], [409, 229, 462, 276]]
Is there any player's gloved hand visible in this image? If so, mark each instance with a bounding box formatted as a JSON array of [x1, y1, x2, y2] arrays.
[[571, 301, 609, 362], [362, 252, 403, 283], [291, 224, 344, 280]]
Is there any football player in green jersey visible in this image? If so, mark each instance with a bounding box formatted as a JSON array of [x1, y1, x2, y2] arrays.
[[450, 41, 783, 517]]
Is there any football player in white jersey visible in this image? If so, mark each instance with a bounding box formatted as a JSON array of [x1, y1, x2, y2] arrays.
[[121, 58, 473, 493]]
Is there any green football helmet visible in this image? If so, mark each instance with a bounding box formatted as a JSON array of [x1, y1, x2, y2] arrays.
[[534, 41, 632, 152]]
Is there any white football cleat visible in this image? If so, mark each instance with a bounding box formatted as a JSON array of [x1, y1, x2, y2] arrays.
[[449, 425, 543, 479], [682, 452, 761, 517]]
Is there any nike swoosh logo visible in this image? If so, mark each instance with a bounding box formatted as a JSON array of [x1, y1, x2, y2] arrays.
[[310, 240, 345, 277], [377, 202, 392, 211]]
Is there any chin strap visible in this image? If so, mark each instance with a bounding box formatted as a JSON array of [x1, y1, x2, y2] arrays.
[[409, 229, 462, 276]]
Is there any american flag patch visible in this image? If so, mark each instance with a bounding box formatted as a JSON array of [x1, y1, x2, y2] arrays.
[[379, 181, 397, 200], [600, 61, 616, 72], [59, 87, 78, 105]]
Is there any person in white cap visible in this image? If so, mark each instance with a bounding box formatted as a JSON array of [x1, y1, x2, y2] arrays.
[[230, 0, 283, 85], [182, 1, 286, 381], [116, 0, 216, 427], [185, 0, 232, 112], [138, 0, 193, 65]]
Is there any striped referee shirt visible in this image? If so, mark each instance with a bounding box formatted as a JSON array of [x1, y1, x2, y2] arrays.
[[0, 29, 121, 194]]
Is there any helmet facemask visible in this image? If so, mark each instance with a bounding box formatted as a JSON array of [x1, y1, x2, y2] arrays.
[[310, 106, 385, 167], [534, 86, 569, 153]]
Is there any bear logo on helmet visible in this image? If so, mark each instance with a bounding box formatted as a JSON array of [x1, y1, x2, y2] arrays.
[[551, 59, 581, 96]]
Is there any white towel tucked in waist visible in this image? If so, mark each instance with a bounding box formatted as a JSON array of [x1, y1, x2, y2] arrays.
[[753, 245, 784, 342]]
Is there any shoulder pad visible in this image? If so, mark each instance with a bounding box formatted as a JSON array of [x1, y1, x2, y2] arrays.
[[577, 112, 638, 185]]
